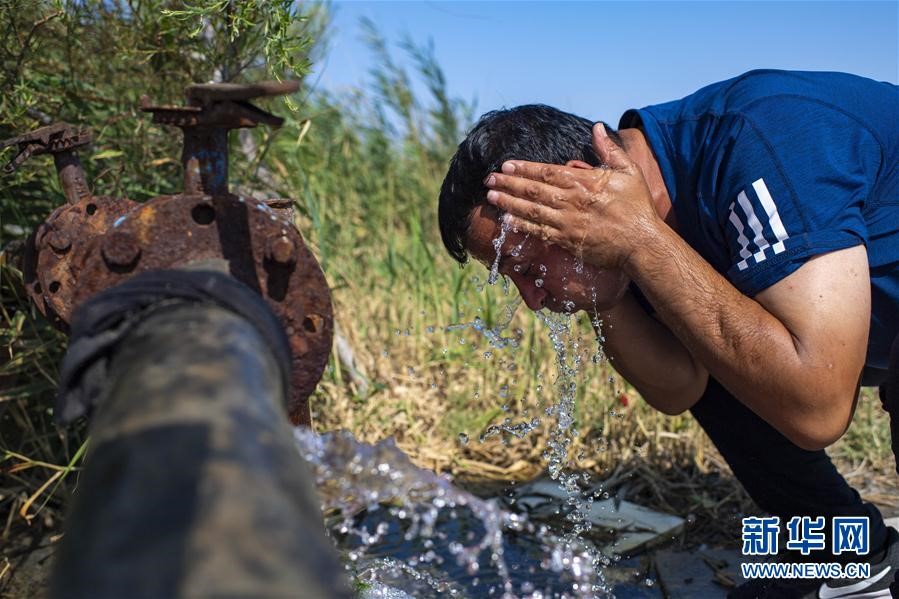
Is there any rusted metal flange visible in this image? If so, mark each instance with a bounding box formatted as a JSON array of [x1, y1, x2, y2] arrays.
[[70, 193, 333, 426], [22, 195, 140, 329]]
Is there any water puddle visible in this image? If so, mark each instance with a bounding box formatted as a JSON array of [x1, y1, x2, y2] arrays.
[[296, 429, 614, 597]]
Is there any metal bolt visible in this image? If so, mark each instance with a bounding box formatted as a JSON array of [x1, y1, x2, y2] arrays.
[[267, 235, 296, 264], [46, 230, 71, 253], [102, 232, 141, 267]]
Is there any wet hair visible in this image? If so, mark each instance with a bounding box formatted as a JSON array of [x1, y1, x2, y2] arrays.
[[438, 104, 621, 264]]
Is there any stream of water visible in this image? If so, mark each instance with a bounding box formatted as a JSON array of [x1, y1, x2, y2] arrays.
[[294, 217, 635, 597]]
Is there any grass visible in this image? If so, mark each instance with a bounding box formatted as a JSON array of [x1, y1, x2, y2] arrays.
[[0, 8, 896, 592]]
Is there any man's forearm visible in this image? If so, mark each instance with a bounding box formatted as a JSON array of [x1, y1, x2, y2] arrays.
[[622, 221, 857, 449]]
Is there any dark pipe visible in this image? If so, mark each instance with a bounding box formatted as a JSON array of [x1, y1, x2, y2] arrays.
[[50, 301, 351, 598], [52, 151, 91, 205], [182, 128, 229, 196]]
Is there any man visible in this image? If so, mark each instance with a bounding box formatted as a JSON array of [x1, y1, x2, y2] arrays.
[[438, 70, 898, 598]]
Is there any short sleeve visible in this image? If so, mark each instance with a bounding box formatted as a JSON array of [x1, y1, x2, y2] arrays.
[[715, 102, 877, 296]]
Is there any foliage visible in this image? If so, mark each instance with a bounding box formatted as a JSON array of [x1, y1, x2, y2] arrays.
[[0, 0, 324, 235], [0, 0, 324, 551]]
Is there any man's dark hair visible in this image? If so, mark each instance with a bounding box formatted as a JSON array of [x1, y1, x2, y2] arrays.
[[438, 104, 621, 264]]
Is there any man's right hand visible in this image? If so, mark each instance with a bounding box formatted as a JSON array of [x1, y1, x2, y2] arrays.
[[485, 123, 663, 272]]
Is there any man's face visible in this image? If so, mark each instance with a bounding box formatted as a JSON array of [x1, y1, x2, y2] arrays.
[[465, 204, 629, 313]]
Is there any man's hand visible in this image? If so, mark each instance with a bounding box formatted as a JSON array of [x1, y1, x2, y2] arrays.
[[483, 123, 661, 270]]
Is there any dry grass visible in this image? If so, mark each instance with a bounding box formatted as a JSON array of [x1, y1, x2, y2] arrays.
[[309, 276, 898, 547]]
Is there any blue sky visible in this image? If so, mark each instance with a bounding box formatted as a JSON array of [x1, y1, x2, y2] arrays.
[[310, 1, 898, 125]]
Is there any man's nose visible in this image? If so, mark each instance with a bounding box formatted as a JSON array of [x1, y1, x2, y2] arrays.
[[510, 273, 547, 311]]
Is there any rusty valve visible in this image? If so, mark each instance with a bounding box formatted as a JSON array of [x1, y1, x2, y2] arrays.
[[7, 81, 333, 426], [140, 80, 299, 197], [1, 122, 92, 205]]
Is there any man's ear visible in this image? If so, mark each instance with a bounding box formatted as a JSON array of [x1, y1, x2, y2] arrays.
[[564, 160, 594, 170]]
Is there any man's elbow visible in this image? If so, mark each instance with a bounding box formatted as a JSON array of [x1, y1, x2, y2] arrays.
[[643, 378, 706, 416], [779, 391, 854, 451], [786, 426, 841, 452], [654, 394, 696, 416], [634, 360, 708, 416], [643, 397, 690, 416]]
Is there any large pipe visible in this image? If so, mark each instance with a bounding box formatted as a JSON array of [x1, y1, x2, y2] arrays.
[[49, 299, 351, 598]]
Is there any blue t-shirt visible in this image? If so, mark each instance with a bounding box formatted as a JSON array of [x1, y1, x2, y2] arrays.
[[619, 70, 899, 370]]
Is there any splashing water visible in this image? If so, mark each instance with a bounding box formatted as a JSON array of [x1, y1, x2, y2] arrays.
[[532, 308, 611, 572], [356, 557, 463, 597], [445, 297, 522, 352], [453, 222, 616, 591], [487, 217, 512, 286], [295, 429, 608, 597], [443, 305, 612, 590], [296, 430, 516, 588]]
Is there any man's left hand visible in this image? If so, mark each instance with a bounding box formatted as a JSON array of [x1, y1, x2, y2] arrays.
[[484, 123, 660, 271]]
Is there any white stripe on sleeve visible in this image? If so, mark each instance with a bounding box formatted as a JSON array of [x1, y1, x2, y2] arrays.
[[752, 178, 789, 255], [736, 190, 770, 263], [728, 202, 753, 271]]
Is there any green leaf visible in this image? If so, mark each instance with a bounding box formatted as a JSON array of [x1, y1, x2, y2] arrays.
[[92, 149, 124, 160]]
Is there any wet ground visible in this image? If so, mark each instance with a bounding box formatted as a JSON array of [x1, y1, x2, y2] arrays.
[[336, 499, 743, 598], [3, 495, 896, 598], [336, 504, 658, 597]]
